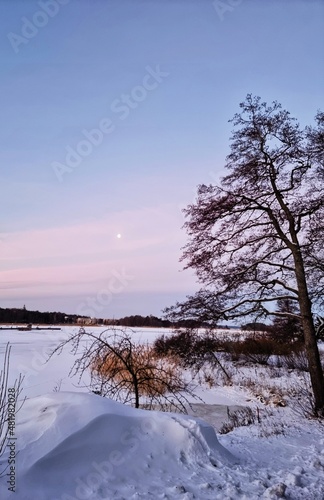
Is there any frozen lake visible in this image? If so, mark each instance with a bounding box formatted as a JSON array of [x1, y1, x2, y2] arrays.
[[0, 326, 169, 397], [0, 325, 244, 428]]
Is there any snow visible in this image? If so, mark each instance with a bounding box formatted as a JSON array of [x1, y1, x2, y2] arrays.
[[1, 326, 324, 499], [2, 391, 236, 500]]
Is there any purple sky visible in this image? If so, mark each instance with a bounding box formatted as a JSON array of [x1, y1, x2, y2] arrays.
[[0, 0, 323, 318]]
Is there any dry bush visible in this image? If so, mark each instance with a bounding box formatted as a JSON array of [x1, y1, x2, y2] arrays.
[[223, 337, 304, 366], [287, 373, 324, 419], [221, 340, 242, 362], [92, 344, 184, 399], [222, 337, 274, 365], [153, 328, 232, 382], [257, 407, 287, 437], [219, 406, 256, 434], [219, 405, 286, 437], [282, 349, 309, 372], [153, 328, 222, 363], [50, 327, 198, 413], [197, 362, 235, 388], [267, 365, 285, 378], [241, 338, 273, 365], [153, 329, 194, 359], [202, 370, 215, 388], [237, 374, 286, 407]]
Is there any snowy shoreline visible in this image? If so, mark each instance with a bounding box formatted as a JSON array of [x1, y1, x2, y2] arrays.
[[0, 326, 323, 499]]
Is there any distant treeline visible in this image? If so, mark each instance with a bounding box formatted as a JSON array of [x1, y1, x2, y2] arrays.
[[0, 307, 209, 328], [103, 315, 172, 328], [0, 306, 83, 325], [102, 315, 209, 328], [241, 322, 271, 332], [0, 306, 236, 329]]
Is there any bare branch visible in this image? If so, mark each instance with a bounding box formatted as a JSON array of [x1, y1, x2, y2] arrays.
[[49, 327, 199, 413]]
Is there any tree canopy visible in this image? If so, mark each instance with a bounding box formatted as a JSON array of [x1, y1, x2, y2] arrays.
[[165, 95, 324, 414]]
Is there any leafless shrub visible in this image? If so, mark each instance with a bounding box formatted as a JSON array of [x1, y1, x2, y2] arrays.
[[258, 407, 286, 437], [219, 406, 256, 434], [52, 378, 63, 393], [259, 421, 286, 438], [201, 370, 216, 388], [237, 375, 286, 407], [153, 328, 232, 382], [223, 337, 305, 368], [196, 361, 235, 388], [282, 349, 309, 372], [267, 365, 284, 378], [221, 340, 242, 362], [220, 405, 286, 437], [288, 373, 324, 419], [239, 338, 289, 365], [239, 376, 256, 391], [49, 327, 199, 413], [221, 338, 274, 365]]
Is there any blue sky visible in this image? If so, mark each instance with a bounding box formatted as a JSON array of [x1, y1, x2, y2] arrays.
[[0, 0, 323, 318]]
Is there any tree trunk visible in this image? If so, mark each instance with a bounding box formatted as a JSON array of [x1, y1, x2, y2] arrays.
[[293, 250, 324, 415], [133, 376, 140, 408]]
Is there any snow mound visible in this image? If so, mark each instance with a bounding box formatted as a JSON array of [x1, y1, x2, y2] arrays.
[[1, 392, 235, 500]]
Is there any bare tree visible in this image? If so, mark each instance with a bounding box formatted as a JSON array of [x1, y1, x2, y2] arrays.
[[307, 110, 324, 178], [165, 95, 324, 415], [49, 327, 198, 413]]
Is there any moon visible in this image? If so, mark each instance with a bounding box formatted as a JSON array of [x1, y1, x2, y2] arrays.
[[117, 233, 122, 239]]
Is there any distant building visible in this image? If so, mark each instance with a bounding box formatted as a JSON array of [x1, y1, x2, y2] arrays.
[[76, 317, 97, 326]]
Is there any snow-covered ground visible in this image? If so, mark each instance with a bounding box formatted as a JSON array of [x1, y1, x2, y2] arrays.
[[0, 326, 323, 499]]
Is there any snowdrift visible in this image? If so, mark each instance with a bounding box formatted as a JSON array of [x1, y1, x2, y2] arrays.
[[0, 392, 235, 500]]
